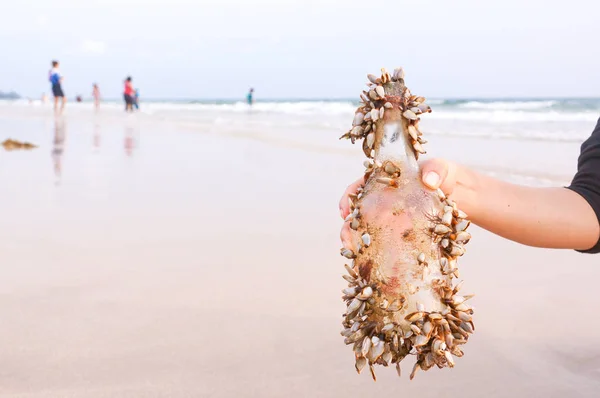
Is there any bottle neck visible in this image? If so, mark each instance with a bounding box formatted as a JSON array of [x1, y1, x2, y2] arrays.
[[374, 117, 419, 175]]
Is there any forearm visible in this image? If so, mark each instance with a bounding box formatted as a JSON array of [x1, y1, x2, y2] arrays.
[[450, 165, 600, 250]]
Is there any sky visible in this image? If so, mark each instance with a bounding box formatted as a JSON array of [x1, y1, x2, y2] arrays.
[[1, 0, 599, 100]]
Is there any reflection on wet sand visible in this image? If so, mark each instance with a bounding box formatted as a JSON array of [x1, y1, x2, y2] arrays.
[[93, 122, 101, 152], [52, 117, 66, 185], [124, 125, 135, 156]]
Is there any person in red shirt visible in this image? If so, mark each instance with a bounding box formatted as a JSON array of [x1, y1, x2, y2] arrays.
[[123, 76, 135, 112], [92, 83, 101, 110]]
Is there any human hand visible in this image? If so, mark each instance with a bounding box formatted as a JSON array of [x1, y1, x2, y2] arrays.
[[338, 158, 458, 248]]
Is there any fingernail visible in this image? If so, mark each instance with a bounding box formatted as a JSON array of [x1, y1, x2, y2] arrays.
[[423, 172, 440, 188]]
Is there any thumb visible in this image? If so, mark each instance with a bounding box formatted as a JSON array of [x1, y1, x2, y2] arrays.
[[420, 158, 457, 196]]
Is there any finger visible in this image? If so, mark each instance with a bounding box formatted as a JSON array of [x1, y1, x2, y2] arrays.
[[340, 221, 354, 251], [339, 176, 365, 219], [421, 158, 448, 189], [420, 158, 457, 196]]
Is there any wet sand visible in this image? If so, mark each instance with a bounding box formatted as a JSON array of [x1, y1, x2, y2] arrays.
[[0, 112, 599, 397]]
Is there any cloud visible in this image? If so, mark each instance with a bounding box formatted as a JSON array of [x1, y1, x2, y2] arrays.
[[80, 40, 107, 55]]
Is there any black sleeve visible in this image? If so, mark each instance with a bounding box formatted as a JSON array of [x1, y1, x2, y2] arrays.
[[565, 117, 600, 254]]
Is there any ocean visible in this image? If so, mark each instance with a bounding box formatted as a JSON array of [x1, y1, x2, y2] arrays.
[[1, 97, 598, 187]]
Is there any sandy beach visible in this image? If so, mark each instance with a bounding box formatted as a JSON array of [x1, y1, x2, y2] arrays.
[[0, 103, 599, 397]]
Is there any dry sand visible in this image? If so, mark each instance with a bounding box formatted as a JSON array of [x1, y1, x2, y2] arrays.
[[0, 113, 599, 397]]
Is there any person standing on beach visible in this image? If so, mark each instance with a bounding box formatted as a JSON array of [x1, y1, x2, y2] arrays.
[[92, 84, 101, 110], [247, 88, 254, 106], [133, 88, 140, 110], [48, 60, 66, 114], [123, 77, 135, 112], [339, 117, 600, 254]]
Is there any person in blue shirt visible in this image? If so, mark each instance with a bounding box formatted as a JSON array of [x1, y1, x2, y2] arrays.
[[133, 88, 140, 110], [48, 60, 66, 114], [247, 88, 254, 106]]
